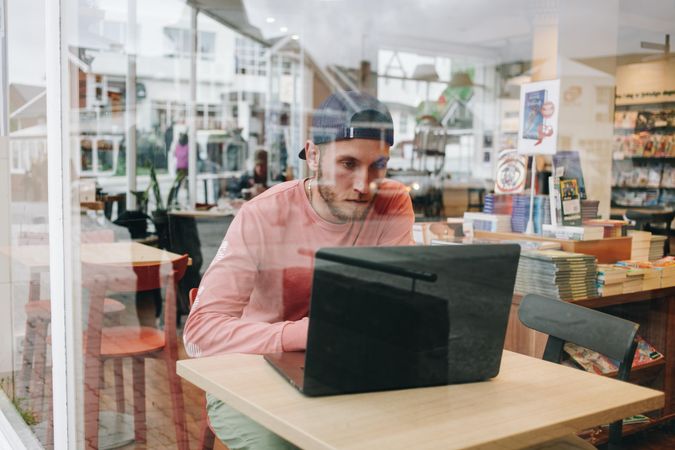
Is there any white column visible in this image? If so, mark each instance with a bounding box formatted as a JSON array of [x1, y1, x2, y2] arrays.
[[46, 0, 78, 448], [0, 0, 7, 136], [188, 7, 198, 207], [125, 0, 137, 210]]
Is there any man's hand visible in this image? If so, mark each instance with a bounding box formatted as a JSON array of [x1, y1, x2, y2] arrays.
[[281, 317, 309, 352]]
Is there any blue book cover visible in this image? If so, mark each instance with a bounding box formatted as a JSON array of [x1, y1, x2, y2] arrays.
[[522, 89, 545, 140]]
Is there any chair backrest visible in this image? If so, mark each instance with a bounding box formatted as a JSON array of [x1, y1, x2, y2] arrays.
[[83, 254, 190, 359], [518, 294, 640, 446], [518, 294, 639, 379]]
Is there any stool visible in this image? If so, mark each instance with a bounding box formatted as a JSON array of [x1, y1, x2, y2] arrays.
[[625, 209, 674, 255], [467, 188, 485, 212]]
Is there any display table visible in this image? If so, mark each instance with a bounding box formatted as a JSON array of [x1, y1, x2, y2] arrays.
[[473, 230, 632, 263], [177, 351, 663, 450]]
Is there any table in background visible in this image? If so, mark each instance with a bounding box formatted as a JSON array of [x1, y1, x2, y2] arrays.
[[177, 350, 663, 450]]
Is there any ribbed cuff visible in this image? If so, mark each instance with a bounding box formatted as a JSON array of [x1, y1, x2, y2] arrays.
[[281, 317, 309, 352]]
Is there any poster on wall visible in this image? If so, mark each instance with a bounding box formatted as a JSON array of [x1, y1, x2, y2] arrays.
[[517, 79, 560, 155]]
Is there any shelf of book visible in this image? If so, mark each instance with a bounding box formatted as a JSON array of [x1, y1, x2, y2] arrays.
[[474, 230, 632, 263], [580, 417, 666, 446]]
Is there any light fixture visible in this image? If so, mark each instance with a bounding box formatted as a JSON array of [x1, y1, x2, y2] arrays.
[[280, 26, 288, 33], [291, 34, 299, 40], [448, 71, 475, 88], [412, 63, 439, 82], [266, 17, 275, 23]]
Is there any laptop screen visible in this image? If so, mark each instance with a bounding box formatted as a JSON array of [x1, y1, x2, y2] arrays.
[[302, 244, 521, 396]]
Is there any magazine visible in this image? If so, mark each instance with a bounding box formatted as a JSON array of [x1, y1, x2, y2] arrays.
[[522, 90, 545, 140], [553, 151, 587, 199]]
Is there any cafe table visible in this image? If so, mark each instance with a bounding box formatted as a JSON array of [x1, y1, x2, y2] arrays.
[[177, 350, 664, 449]]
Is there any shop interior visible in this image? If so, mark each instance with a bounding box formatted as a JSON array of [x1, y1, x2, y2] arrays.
[[1, 0, 675, 449]]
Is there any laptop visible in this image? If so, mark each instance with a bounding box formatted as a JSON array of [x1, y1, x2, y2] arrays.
[[264, 244, 521, 396]]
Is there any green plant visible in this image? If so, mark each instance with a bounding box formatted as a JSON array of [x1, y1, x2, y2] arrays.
[[148, 165, 186, 212], [0, 378, 38, 426]]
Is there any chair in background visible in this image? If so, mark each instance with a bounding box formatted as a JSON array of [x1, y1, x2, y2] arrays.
[[467, 187, 485, 212], [518, 294, 640, 449], [83, 254, 190, 450], [18, 230, 125, 418]]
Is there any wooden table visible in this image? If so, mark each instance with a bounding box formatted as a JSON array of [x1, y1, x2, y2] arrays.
[[177, 351, 664, 450], [168, 209, 237, 219], [3, 241, 186, 271]]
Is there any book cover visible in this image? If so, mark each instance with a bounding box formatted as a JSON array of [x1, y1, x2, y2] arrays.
[[495, 149, 528, 194], [559, 178, 582, 226], [522, 89, 546, 140], [553, 151, 587, 200]]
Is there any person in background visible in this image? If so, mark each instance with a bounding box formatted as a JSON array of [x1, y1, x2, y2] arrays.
[[175, 132, 189, 176], [183, 91, 414, 449], [238, 149, 269, 199]]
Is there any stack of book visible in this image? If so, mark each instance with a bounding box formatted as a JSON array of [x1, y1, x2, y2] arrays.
[[511, 194, 530, 233], [463, 212, 511, 235], [580, 200, 600, 221], [515, 250, 598, 301], [533, 195, 551, 234], [483, 193, 513, 215], [542, 224, 605, 240], [620, 266, 645, 293], [628, 230, 652, 261], [596, 264, 627, 296], [583, 219, 626, 238], [654, 257, 675, 287], [649, 235, 667, 261]]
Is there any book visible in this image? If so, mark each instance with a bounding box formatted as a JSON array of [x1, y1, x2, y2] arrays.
[[553, 151, 587, 200], [522, 89, 545, 140], [548, 176, 562, 227], [559, 178, 582, 226], [542, 224, 604, 241]]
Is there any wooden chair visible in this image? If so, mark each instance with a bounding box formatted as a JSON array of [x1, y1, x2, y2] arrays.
[[188, 287, 221, 450], [518, 294, 640, 449], [18, 230, 126, 418], [83, 255, 190, 450]]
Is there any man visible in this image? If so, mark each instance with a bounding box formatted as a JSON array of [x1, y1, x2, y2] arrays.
[[183, 91, 414, 449]]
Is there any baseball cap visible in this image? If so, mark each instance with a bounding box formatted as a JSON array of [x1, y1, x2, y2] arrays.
[[299, 91, 394, 160]]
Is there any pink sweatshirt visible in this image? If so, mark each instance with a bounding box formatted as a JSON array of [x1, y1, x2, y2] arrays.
[[183, 178, 414, 357]]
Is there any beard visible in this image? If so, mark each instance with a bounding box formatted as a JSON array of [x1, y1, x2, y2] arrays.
[[316, 167, 372, 222]]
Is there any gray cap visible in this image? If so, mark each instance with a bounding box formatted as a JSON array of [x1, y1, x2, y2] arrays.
[[299, 91, 394, 160]]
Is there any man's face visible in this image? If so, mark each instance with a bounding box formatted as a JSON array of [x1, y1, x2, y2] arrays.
[[312, 139, 389, 222]]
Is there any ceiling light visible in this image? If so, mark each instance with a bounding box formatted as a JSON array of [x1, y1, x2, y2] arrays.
[[291, 34, 299, 40], [280, 26, 288, 33], [266, 17, 275, 23]]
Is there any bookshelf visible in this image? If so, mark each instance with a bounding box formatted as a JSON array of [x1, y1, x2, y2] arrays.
[[505, 287, 675, 445], [612, 101, 675, 208]]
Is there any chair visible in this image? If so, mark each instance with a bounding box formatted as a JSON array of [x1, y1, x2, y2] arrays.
[[18, 230, 126, 418], [518, 294, 640, 448], [83, 255, 190, 450], [467, 187, 485, 212], [189, 287, 220, 450]]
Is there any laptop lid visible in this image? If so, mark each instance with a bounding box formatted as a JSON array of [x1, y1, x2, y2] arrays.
[[301, 244, 521, 396]]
